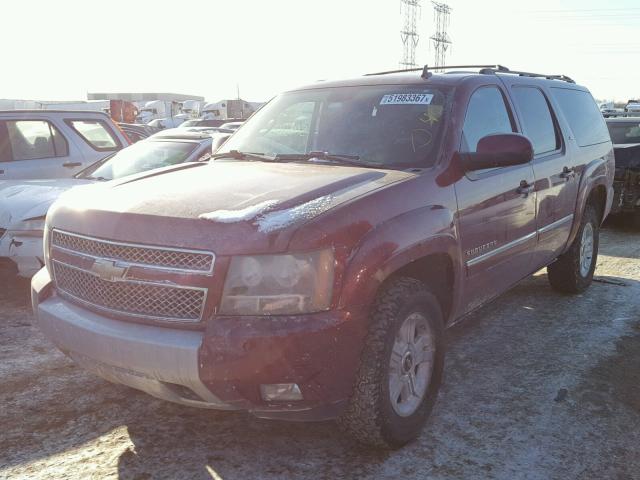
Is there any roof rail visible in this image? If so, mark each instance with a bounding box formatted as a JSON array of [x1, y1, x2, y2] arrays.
[[364, 64, 575, 83]]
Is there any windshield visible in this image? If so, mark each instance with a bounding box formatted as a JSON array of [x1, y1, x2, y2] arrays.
[[78, 140, 198, 180], [219, 85, 450, 168], [607, 121, 640, 144]]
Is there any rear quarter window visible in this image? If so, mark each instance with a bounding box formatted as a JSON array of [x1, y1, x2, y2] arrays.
[[550, 88, 610, 147], [66, 119, 121, 151]]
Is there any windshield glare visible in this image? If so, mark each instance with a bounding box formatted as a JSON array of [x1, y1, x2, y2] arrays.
[[219, 85, 450, 167], [80, 140, 198, 180], [607, 122, 640, 144]]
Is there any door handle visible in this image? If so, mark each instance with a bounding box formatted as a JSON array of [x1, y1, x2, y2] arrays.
[[62, 162, 82, 168], [517, 180, 534, 196], [560, 166, 575, 179]]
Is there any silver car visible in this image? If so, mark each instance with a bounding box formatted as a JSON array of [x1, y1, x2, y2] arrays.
[[0, 130, 215, 277], [0, 110, 129, 180]]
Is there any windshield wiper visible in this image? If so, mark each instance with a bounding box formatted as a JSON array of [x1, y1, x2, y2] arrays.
[[275, 151, 379, 168], [213, 150, 278, 162], [84, 175, 109, 181]]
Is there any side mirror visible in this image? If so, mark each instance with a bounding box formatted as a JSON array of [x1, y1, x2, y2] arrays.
[[460, 133, 533, 171]]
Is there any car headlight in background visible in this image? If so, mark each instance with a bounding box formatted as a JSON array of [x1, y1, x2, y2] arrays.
[[220, 249, 334, 315], [15, 216, 46, 235]]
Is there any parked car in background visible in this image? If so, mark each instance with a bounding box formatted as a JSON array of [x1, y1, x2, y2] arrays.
[[605, 117, 640, 227], [117, 123, 160, 143], [180, 118, 245, 128], [32, 65, 613, 449], [219, 121, 244, 131], [0, 130, 215, 277], [0, 110, 129, 180]]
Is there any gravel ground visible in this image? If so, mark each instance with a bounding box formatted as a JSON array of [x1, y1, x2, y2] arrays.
[[0, 224, 639, 480]]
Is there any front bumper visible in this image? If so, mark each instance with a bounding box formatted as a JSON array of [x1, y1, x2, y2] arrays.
[[32, 268, 368, 420]]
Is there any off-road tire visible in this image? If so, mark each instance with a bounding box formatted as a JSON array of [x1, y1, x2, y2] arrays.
[[547, 203, 600, 294], [339, 277, 444, 449]]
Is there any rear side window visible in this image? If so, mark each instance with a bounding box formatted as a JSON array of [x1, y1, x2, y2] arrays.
[[511, 87, 559, 155], [3, 120, 68, 161], [550, 88, 610, 147], [461, 86, 514, 153], [66, 119, 120, 151]]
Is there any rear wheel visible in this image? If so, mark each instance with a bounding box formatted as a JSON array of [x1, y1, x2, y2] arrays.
[[547, 204, 600, 293], [339, 277, 444, 448]]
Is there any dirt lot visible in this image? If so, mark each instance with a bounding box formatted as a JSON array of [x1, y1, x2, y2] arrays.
[[1, 224, 639, 480]]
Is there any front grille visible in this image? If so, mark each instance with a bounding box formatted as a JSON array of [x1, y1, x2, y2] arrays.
[[52, 230, 214, 273], [54, 262, 206, 322]]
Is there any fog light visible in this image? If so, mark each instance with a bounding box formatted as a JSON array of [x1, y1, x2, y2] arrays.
[[260, 383, 303, 401]]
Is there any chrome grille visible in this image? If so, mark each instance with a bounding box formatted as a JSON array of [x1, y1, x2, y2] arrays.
[[53, 262, 205, 322], [52, 230, 214, 273]]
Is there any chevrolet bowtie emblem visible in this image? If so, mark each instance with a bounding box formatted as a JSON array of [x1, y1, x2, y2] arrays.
[[91, 259, 128, 282]]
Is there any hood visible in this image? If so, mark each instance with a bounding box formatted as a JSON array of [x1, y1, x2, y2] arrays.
[[48, 161, 416, 255], [0, 179, 93, 228]]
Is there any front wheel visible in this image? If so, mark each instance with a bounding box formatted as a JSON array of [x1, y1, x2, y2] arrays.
[[339, 277, 445, 448], [547, 204, 600, 293]]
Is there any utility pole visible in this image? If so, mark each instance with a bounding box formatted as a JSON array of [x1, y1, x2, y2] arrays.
[[399, 0, 421, 69], [430, 1, 452, 70]]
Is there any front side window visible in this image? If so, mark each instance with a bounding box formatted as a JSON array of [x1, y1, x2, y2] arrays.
[[511, 87, 559, 155], [606, 122, 640, 144], [219, 85, 451, 168], [461, 86, 514, 153], [67, 120, 120, 151], [3, 120, 68, 161], [78, 140, 197, 180], [550, 88, 610, 147]]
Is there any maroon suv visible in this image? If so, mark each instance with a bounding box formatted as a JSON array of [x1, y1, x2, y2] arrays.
[[32, 65, 614, 448]]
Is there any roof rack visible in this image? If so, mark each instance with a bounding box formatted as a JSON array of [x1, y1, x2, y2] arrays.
[[365, 64, 575, 84]]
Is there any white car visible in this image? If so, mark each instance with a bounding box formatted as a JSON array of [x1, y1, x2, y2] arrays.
[[0, 131, 215, 277], [0, 110, 129, 180]]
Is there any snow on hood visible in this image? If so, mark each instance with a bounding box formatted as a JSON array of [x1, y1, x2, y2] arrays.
[[0, 179, 93, 228], [199, 200, 279, 223]]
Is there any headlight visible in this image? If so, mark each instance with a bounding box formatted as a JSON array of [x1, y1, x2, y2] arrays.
[[220, 249, 334, 315]]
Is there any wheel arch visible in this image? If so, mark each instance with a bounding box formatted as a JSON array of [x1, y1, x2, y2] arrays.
[[338, 205, 462, 325]]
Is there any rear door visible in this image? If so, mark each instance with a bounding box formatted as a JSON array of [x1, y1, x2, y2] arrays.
[[454, 83, 537, 313], [0, 118, 77, 179], [506, 84, 576, 267]]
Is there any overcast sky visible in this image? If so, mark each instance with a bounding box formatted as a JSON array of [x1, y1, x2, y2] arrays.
[[3, 0, 639, 102]]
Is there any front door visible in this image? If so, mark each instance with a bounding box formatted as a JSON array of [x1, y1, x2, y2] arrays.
[[454, 84, 537, 314]]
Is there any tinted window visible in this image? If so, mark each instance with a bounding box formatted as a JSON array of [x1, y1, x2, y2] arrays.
[[606, 121, 640, 144], [67, 120, 120, 150], [512, 87, 559, 155], [221, 85, 450, 167], [4, 120, 68, 161], [551, 88, 610, 147], [461, 86, 514, 153]]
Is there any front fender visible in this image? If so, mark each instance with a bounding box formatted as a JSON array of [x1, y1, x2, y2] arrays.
[[338, 205, 461, 312]]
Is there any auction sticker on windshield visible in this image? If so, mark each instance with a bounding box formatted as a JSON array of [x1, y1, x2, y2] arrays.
[[380, 93, 434, 105]]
